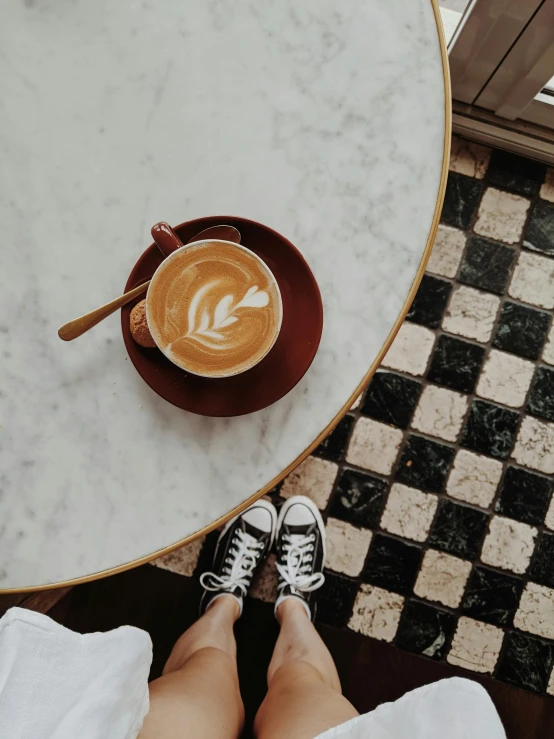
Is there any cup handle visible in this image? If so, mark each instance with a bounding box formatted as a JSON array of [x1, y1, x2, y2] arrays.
[[151, 222, 184, 258]]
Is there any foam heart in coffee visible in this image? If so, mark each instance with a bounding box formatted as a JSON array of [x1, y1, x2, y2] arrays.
[[146, 241, 282, 377]]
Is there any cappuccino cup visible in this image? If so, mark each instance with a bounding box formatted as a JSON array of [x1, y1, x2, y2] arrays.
[[146, 240, 283, 378]]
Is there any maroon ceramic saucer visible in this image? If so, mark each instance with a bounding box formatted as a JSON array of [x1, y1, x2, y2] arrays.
[[121, 216, 323, 417]]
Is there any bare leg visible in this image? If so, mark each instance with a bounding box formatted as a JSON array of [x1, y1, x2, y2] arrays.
[[254, 599, 359, 739], [139, 596, 244, 739]]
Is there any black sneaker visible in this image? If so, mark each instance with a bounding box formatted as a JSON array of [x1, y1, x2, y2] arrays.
[[275, 496, 326, 620], [199, 499, 277, 615]]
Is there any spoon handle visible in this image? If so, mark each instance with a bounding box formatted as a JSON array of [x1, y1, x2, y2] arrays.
[[58, 280, 150, 341]]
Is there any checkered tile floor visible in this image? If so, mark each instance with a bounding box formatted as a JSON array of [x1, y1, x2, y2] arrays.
[[154, 138, 554, 697]]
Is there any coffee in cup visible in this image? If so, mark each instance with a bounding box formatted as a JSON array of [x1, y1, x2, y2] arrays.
[[146, 240, 282, 377]]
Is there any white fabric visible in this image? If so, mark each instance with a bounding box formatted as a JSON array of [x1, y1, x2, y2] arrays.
[[0, 607, 152, 739], [315, 677, 506, 739]]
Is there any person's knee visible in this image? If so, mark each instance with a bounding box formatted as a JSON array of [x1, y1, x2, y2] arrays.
[[254, 663, 346, 739], [268, 658, 325, 690], [254, 687, 287, 739], [268, 656, 341, 696], [164, 644, 238, 679]]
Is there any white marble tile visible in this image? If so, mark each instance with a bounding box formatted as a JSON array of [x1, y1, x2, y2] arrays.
[[447, 617, 504, 674], [480, 516, 538, 574], [152, 537, 204, 577], [543, 324, 554, 366], [474, 188, 530, 245], [0, 0, 447, 587], [514, 582, 554, 641], [346, 418, 403, 476], [476, 349, 535, 408], [442, 286, 500, 343], [446, 449, 503, 509], [509, 251, 554, 310], [414, 549, 472, 608], [412, 385, 468, 442], [540, 168, 554, 203], [281, 456, 338, 509], [380, 483, 437, 542], [382, 323, 436, 376], [512, 416, 554, 475], [449, 136, 491, 180], [427, 225, 466, 279], [325, 518, 372, 577], [348, 584, 404, 642]]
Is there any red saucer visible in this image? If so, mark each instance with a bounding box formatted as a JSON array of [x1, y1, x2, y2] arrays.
[[121, 216, 323, 416]]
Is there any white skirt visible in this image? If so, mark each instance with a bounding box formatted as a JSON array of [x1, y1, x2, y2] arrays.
[[0, 608, 506, 739]]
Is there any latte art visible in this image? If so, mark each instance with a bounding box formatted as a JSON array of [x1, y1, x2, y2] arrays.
[[184, 283, 269, 350], [146, 241, 282, 377]]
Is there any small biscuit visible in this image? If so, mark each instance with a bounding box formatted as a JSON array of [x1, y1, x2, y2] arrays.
[[130, 299, 156, 348]]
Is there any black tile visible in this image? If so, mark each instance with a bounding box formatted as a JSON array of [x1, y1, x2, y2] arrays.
[[496, 632, 554, 693], [361, 372, 422, 429], [441, 172, 483, 229], [395, 435, 454, 493], [459, 236, 516, 295], [314, 415, 354, 462], [495, 466, 553, 526], [528, 532, 554, 589], [361, 534, 423, 596], [461, 566, 524, 627], [329, 468, 388, 528], [528, 367, 554, 422], [487, 150, 545, 197], [461, 400, 519, 459], [428, 499, 488, 559], [406, 275, 452, 328], [493, 302, 551, 361], [427, 335, 485, 393], [524, 200, 554, 256], [317, 572, 359, 628], [395, 600, 456, 659]]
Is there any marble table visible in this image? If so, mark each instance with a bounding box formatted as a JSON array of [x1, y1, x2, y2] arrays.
[[0, 0, 449, 590]]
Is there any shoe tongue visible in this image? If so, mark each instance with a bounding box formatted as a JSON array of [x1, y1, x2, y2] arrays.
[[285, 522, 316, 537]]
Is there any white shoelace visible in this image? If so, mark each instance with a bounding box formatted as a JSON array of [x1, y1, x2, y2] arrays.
[[200, 529, 264, 597], [276, 532, 324, 595]]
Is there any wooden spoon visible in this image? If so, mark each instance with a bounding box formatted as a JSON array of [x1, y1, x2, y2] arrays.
[[57, 224, 241, 341]]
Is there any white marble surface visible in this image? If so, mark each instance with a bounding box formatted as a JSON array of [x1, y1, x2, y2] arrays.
[[0, 0, 446, 588]]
